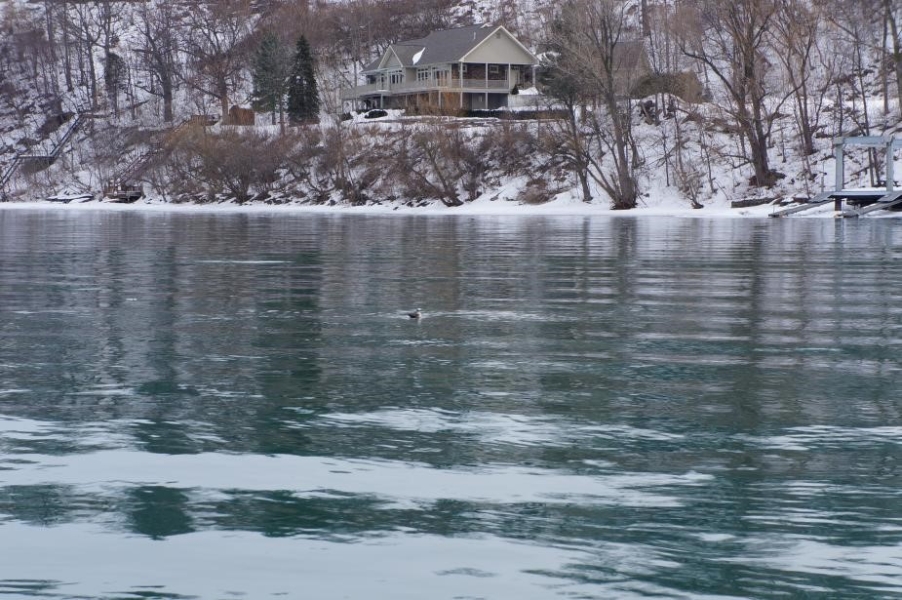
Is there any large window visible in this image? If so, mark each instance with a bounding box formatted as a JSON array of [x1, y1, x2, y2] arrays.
[[389, 70, 403, 85], [417, 68, 430, 82]]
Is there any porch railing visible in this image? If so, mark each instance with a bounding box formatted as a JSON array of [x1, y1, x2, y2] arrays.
[[341, 78, 513, 100]]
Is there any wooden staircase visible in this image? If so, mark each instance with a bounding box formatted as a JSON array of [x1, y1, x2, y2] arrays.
[[103, 114, 217, 201], [1, 112, 86, 196]]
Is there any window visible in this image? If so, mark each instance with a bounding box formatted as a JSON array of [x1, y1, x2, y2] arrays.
[[389, 70, 403, 85], [417, 68, 430, 82], [488, 65, 500, 75]]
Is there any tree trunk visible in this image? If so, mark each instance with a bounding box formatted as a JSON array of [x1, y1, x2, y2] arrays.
[[219, 81, 230, 121], [566, 108, 592, 203], [162, 77, 174, 122], [888, 3, 902, 120]]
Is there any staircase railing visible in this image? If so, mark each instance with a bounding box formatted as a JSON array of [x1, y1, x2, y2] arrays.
[[108, 114, 217, 191], [1, 112, 86, 196]]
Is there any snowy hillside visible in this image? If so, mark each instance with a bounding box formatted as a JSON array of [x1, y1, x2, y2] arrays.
[[0, 0, 901, 214]]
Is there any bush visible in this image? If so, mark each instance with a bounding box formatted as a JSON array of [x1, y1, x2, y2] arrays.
[[168, 129, 291, 203], [520, 178, 555, 205]]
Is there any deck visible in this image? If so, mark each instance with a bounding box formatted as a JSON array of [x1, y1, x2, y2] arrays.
[[341, 78, 513, 101], [772, 136, 902, 218]]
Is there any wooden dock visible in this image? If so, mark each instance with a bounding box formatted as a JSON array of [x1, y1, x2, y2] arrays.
[[102, 114, 218, 202]]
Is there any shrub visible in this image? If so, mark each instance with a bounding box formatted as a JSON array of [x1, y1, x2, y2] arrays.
[[169, 129, 291, 203]]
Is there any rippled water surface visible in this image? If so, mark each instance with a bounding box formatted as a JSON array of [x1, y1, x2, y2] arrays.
[[1, 210, 902, 599]]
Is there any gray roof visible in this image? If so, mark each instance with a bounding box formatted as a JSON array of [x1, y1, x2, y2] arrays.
[[364, 25, 525, 72], [362, 56, 381, 72], [393, 42, 427, 65]]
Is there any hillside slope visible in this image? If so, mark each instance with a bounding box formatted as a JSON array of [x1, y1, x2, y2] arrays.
[[0, 0, 900, 212]]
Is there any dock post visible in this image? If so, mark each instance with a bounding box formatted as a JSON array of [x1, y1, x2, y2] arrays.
[[834, 137, 845, 192], [887, 138, 895, 192]]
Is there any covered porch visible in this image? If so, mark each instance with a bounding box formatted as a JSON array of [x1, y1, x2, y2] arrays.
[[343, 61, 535, 111]]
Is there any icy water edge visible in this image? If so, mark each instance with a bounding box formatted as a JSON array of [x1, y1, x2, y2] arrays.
[[1, 210, 901, 599]]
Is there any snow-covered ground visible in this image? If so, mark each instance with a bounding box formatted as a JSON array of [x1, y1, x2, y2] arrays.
[[7, 187, 900, 220]]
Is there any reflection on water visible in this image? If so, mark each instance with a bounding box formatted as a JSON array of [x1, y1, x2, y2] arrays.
[[1, 211, 902, 598]]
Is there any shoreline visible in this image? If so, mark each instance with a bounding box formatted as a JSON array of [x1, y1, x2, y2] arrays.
[[0, 195, 846, 219]]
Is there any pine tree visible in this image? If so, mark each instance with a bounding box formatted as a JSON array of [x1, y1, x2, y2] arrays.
[[287, 36, 320, 124], [251, 31, 289, 126]]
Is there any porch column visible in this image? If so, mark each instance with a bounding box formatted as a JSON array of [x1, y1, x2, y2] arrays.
[[485, 62, 489, 109], [459, 62, 464, 109], [507, 64, 512, 108]]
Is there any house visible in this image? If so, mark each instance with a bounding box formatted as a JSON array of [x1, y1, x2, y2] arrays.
[[341, 24, 538, 111]]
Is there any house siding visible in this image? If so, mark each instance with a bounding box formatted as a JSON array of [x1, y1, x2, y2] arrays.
[[343, 25, 538, 110], [384, 53, 403, 69], [461, 32, 535, 65]]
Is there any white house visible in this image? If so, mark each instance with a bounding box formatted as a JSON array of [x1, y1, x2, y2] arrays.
[[341, 24, 539, 111]]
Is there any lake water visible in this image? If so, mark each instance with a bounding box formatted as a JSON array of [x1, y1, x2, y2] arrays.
[[1, 209, 901, 599]]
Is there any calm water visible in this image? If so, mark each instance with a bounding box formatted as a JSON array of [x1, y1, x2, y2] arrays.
[[1, 210, 901, 599]]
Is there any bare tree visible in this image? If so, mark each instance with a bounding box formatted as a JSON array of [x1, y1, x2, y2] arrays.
[[773, 0, 826, 158], [396, 122, 473, 207], [135, 2, 181, 122], [545, 0, 641, 209], [539, 82, 594, 203], [884, 0, 902, 118], [824, 0, 885, 183], [680, 0, 781, 187], [1, 6, 58, 97], [180, 128, 291, 203], [65, 2, 105, 109], [182, 0, 253, 118]]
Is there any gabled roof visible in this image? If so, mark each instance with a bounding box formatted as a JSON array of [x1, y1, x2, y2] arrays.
[[362, 24, 535, 73]]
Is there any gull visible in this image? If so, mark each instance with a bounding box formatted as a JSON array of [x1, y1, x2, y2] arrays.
[[408, 308, 421, 319]]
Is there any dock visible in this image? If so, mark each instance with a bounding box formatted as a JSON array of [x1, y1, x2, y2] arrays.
[[101, 114, 218, 202], [771, 136, 902, 218]]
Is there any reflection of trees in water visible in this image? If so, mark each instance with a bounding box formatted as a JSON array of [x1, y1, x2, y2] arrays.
[[0, 580, 65, 597], [249, 245, 323, 456], [126, 486, 194, 540], [4, 216, 902, 599], [0, 485, 75, 527], [0, 483, 195, 540]]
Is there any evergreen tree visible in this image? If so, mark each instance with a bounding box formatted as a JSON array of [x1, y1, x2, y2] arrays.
[[251, 31, 289, 126], [287, 36, 320, 124]]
